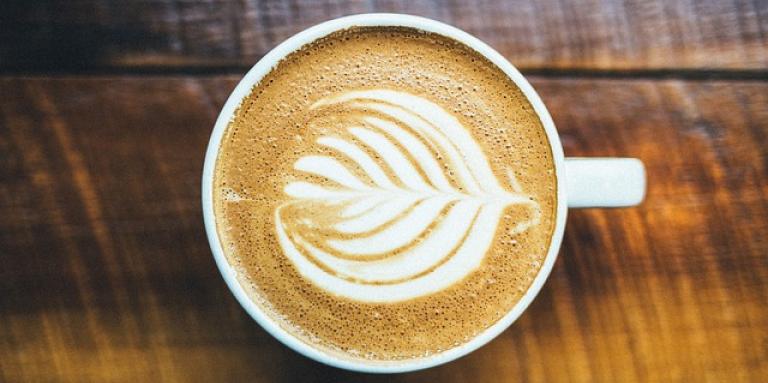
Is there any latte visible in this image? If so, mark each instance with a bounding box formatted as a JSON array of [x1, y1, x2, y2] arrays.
[[213, 27, 557, 361]]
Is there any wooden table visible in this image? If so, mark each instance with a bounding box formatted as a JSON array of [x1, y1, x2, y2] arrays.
[[1, 1, 766, 382]]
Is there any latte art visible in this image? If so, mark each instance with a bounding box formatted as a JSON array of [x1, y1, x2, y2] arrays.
[[276, 90, 541, 302]]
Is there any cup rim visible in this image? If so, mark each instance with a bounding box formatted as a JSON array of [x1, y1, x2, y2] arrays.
[[202, 13, 567, 373]]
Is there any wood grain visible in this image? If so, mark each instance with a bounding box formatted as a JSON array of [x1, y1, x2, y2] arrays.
[[2, 0, 767, 73], [0, 76, 766, 382]]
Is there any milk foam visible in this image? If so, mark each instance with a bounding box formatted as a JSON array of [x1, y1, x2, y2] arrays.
[[215, 26, 558, 359], [276, 89, 541, 302]]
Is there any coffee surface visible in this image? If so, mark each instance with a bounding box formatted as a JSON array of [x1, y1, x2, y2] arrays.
[[214, 27, 557, 361]]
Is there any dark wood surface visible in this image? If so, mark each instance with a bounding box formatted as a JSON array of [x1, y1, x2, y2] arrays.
[[2, 0, 767, 72], [1, 1, 767, 382]]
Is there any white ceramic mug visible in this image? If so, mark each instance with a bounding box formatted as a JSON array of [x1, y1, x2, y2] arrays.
[[202, 13, 646, 373]]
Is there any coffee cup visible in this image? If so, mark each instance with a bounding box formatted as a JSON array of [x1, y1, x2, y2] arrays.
[[202, 13, 645, 373]]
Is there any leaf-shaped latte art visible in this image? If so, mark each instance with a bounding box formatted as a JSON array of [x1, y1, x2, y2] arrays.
[[275, 89, 541, 303]]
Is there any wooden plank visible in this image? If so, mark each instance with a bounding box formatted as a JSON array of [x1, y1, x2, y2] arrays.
[[0, 76, 766, 382], [1, 0, 767, 72]]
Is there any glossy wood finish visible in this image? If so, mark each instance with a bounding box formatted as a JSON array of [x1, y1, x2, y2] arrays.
[[2, 0, 767, 72], [2, 0, 768, 381], [1, 76, 766, 382]]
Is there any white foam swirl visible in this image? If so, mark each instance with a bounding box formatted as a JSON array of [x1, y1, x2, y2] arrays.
[[275, 89, 540, 303]]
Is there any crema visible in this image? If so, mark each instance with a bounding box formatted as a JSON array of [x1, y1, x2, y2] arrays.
[[214, 26, 557, 361]]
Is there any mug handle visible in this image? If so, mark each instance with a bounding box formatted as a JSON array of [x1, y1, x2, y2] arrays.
[[565, 158, 646, 208]]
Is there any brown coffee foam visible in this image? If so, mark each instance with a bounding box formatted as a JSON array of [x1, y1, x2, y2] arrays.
[[213, 27, 557, 361]]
